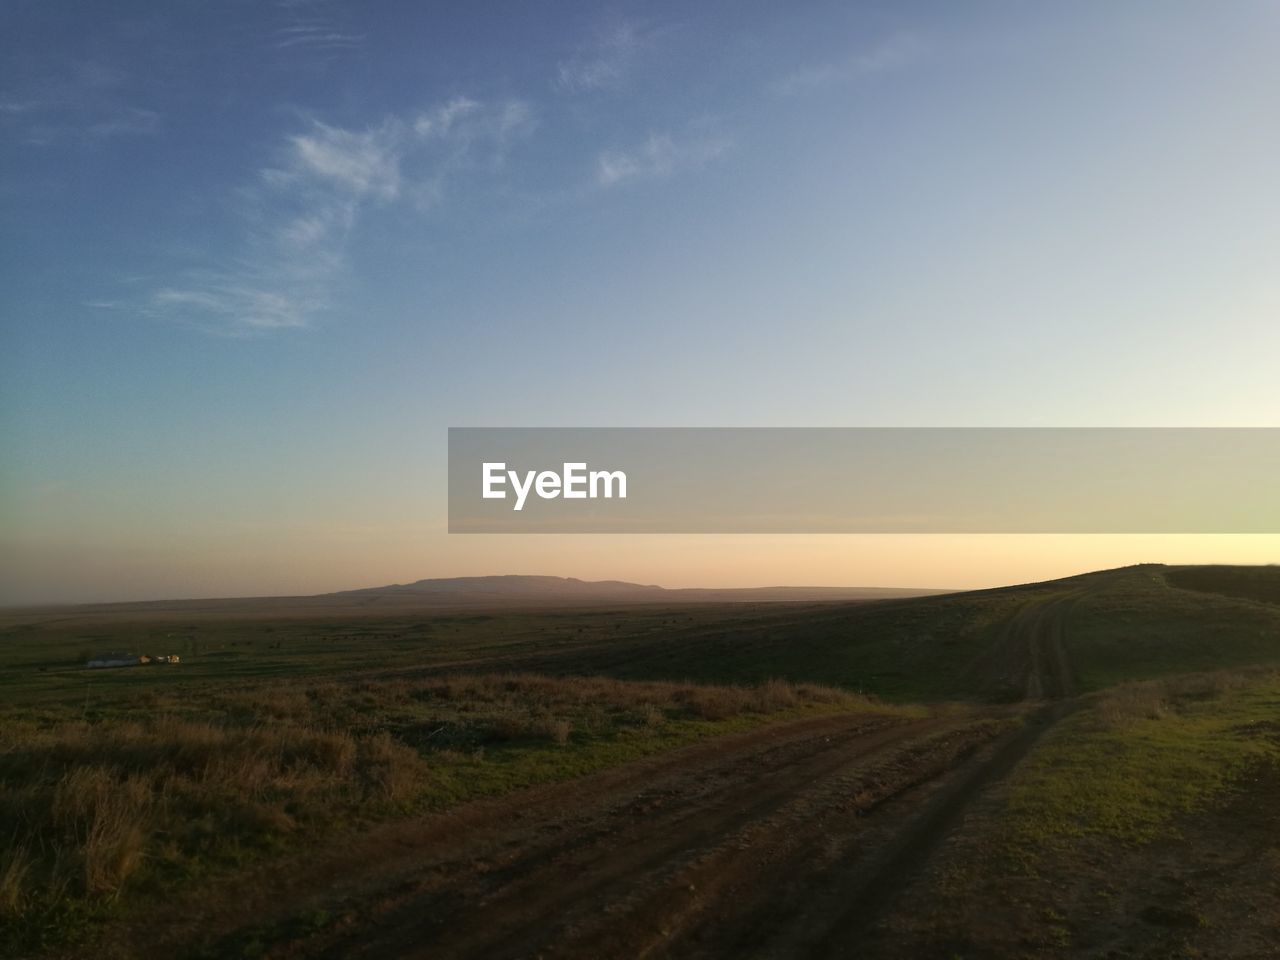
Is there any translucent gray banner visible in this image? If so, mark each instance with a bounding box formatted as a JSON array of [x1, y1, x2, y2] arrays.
[[448, 428, 1280, 533]]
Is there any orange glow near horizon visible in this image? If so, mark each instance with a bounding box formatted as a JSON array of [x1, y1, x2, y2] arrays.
[[3, 533, 1278, 605]]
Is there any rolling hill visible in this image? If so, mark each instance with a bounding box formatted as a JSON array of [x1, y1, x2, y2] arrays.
[[464, 564, 1280, 700], [0, 575, 952, 620], [4, 565, 1278, 707]]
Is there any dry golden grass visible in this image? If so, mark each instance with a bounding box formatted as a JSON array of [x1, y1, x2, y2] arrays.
[[0, 712, 431, 930], [410, 672, 862, 723], [0, 671, 874, 949], [1095, 669, 1259, 728], [1097, 681, 1170, 726]]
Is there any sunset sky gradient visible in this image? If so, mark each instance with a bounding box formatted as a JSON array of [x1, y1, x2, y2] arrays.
[[3, 1, 1278, 603]]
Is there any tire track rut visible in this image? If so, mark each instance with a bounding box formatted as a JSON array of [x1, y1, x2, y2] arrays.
[[304, 714, 974, 960]]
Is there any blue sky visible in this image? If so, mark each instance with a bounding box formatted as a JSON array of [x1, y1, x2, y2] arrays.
[[3, 1, 1279, 603]]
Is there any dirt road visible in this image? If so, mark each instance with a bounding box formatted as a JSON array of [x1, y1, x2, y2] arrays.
[[315, 714, 1008, 960], [100, 596, 1086, 960], [968, 589, 1085, 702], [115, 706, 1063, 960]]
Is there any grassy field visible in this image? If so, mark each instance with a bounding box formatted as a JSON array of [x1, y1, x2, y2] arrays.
[[583, 565, 1280, 697], [0, 671, 893, 954], [1007, 669, 1280, 847], [0, 604, 824, 710], [1164, 564, 1280, 606], [5, 566, 1280, 711], [875, 667, 1280, 957], [1066, 567, 1280, 690], [4, 563, 1280, 956]]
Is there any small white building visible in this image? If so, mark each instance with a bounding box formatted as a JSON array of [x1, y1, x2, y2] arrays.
[[86, 652, 142, 669]]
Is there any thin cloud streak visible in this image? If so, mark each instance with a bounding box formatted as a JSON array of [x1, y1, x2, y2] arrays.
[[151, 286, 315, 330], [555, 23, 641, 93], [597, 132, 729, 186], [0, 61, 160, 145], [147, 98, 535, 334], [271, 0, 365, 56], [772, 33, 927, 96], [274, 31, 366, 51]]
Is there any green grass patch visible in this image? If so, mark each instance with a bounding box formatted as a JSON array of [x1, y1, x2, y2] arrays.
[[1068, 569, 1280, 690], [1165, 564, 1280, 606], [1003, 669, 1280, 854]]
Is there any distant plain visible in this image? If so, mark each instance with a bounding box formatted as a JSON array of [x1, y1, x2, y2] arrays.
[[3, 564, 1279, 958]]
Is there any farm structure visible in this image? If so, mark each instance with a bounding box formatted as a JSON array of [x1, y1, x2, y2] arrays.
[[86, 652, 180, 668]]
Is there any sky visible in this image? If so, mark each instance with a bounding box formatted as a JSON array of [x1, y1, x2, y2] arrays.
[[2, 1, 1278, 604]]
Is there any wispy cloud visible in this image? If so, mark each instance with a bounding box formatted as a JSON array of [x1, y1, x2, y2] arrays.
[[144, 97, 535, 334], [0, 100, 43, 115], [150, 284, 323, 331], [86, 106, 160, 138], [597, 132, 729, 187], [555, 23, 642, 93], [271, 0, 364, 55], [772, 33, 927, 96], [0, 61, 159, 145], [273, 26, 365, 51], [279, 120, 404, 199]]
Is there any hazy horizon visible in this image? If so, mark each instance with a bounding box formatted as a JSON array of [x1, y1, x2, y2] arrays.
[[7, 539, 1280, 607]]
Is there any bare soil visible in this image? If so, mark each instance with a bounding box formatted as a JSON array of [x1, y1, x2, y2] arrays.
[[967, 589, 1084, 701]]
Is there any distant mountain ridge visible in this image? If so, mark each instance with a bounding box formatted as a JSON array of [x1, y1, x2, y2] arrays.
[[334, 575, 950, 605], [2, 575, 954, 618], [337, 575, 666, 599]]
